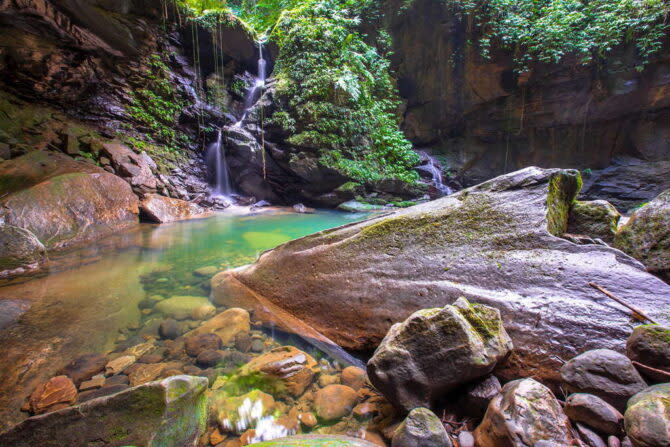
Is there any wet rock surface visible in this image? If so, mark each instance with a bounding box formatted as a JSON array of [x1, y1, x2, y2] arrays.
[[213, 167, 670, 382], [568, 200, 621, 243], [615, 190, 670, 282], [560, 349, 647, 412], [0, 375, 208, 447], [474, 378, 573, 447], [626, 325, 670, 381], [624, 384, 670, 447], [367, 298, 512, 412], [565, 393, 624, 436], [391, 408, 452, 447], [140, 193, 207, 223]]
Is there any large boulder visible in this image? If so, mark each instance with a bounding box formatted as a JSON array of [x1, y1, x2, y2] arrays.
[[392, 407, 452, 447], [0, 225, 46, 278], [615, 190, 670, 282], [0, 151, 139, 250], [140, 193, 206, 223], [626, 325, 670, 381], [367, 298, 512, 412], [474, 378, 573, 447], [212, 167, 670, 382], [0, 375, 208, 447], [560, 349, 647, 412], [568, 200, 621, 243], [624, 384, 670, 447]]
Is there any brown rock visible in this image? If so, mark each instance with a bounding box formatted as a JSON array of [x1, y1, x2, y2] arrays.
[[565, 393, 624, 436], [79, 376, 105, 391], [187, 308, 250, 346], [319, 374, 340, 387], [314, 385, 358, 421], [101, 142, 157, 190], [299, 412, 317, 428], [341, 366, 366, 391], [210, 427, 226, 445], [105, 355, 136, 375], [29, 376, 77, 414], [475, 378, 573, 447], [240, 430, 256, 446], [60, 353, 107, 385], [185, 333, 223, 357], [140, 194, 206, 224], [237, 346, 317, 397], [362, 431, 387, 447], [127, 363, 165, 387]]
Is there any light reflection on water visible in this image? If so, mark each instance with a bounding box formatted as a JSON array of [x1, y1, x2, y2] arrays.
[[0, 208, 371, 431]]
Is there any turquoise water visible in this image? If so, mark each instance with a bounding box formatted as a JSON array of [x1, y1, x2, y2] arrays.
[[0, 208, 372, 431]]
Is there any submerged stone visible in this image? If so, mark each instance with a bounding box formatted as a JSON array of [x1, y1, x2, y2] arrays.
[[154, 296, 211, 320], [0, 225, 46, 278], [0, 375, 207, 447]]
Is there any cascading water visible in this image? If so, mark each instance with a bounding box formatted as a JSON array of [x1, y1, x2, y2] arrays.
[[207, 128, 232, 196], [417, 152, 453, 196], [234, 42, 267, 127]]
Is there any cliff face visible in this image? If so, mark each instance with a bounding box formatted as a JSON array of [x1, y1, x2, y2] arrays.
[[380, 0, 670, 209]]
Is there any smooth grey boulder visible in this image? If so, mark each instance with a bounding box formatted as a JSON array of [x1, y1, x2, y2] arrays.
[[565, 393, 624, 436], [0, 224, 46, 278], [615, 190, 670, 282], [474, 378, 573, 447], [212, 167, 670, 382], [624, 384, 670, 447], [367, 298, 512, 412], [568, 200, 621, 243], [392, 407, 452, 447], [560, 349, 647, 412], [0, 375, 207, 447], [626, 325, 670, 381]]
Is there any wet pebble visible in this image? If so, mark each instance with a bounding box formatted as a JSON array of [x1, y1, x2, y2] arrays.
[[159, 318, 181, 340], [185, 333, 222, 357], [196, 349, 224, 367]]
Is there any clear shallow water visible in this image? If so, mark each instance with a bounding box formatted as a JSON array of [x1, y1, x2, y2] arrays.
[[0, 208, 372, 432]]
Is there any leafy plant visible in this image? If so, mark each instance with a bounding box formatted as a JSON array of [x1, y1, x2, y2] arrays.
[[423, 0, 669, 71]]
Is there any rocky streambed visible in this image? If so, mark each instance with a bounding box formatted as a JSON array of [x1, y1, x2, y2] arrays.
[[0, 167, 668, 447]]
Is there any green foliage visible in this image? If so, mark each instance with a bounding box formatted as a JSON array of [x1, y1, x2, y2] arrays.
[[127, 54, 188, 147], [269, 0, 420, 183], [433, 0, 669, 71]]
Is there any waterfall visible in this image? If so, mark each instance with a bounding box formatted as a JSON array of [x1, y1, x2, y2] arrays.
[[417, 152, 453, 196], [208, 128, 232, 197], [234, 41, 267, 127]]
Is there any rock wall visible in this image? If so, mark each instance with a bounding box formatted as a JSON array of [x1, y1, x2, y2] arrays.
[[377, 0, 670, 209]]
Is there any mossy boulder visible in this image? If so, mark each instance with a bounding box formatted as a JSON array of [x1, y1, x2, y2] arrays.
[[615, 190, 670, 282], [626, 325, 670, 381], [367, 297, 512, 412], [153, 296, 211, 321], [392, 408, 452, 447], [0, 375, 208, 447], [208, 389, 276, 435], [568, 200, 621, 242], [624, 384, 670, 447], [213, 168, 670, 382]]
